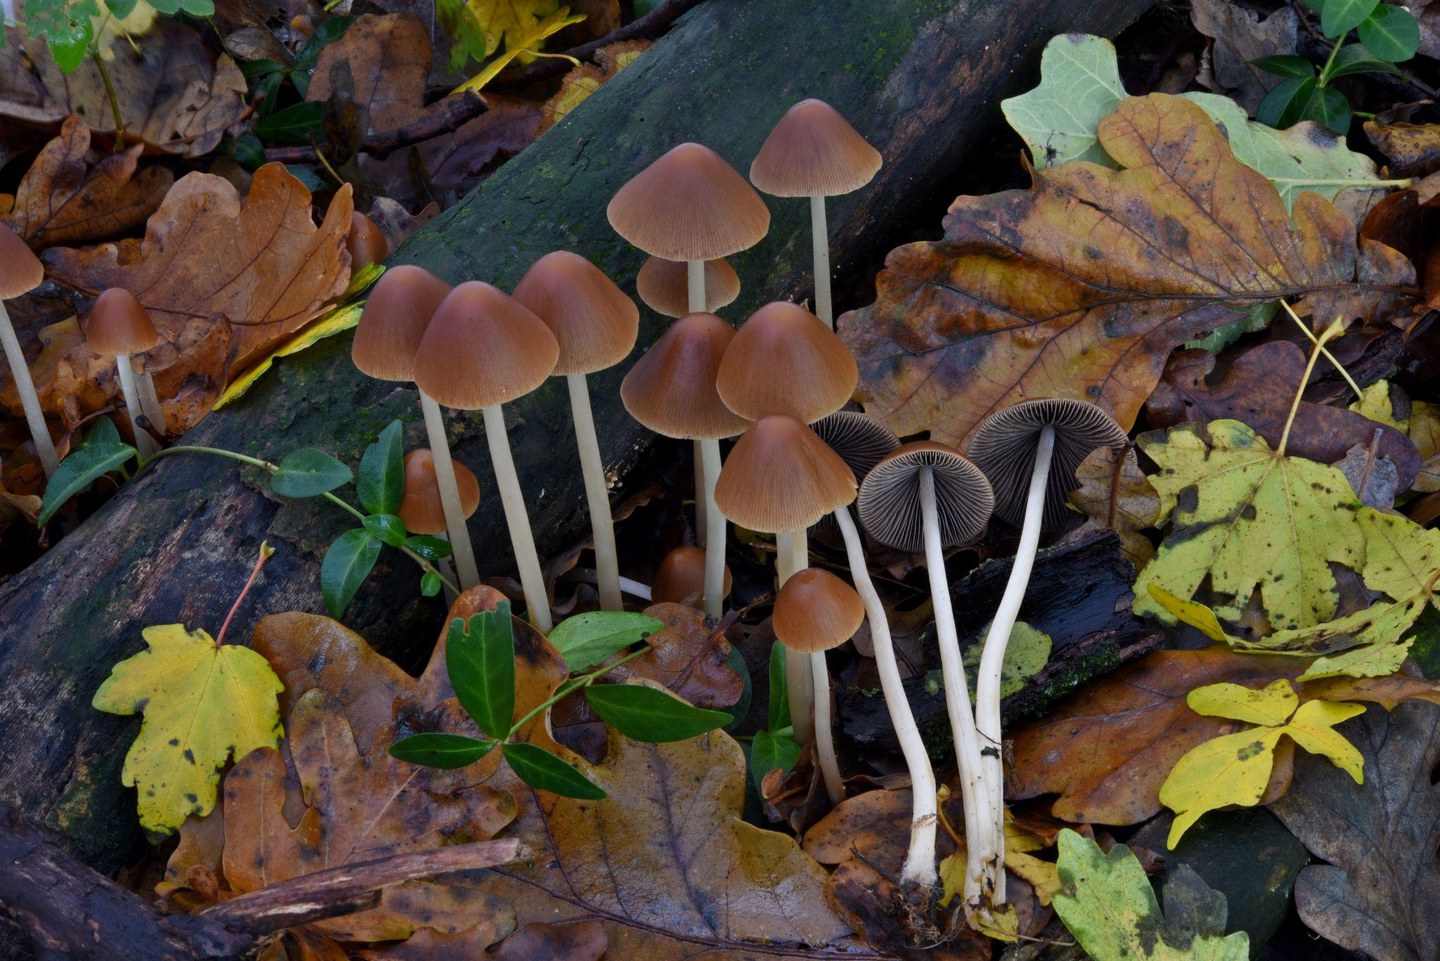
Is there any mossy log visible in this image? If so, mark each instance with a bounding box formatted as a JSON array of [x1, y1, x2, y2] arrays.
[[0, 0, 1153, 918]]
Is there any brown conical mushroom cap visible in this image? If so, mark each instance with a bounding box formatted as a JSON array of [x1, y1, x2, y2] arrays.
[[773, 567, 864, 653], [346, 212, 390, 271], [607, 143, 771, 261], [716, 301, 857, 423], [715, 415, 856, 533], [857, 442, 994, 553], [750, 99, 882, 198], [398, 448, 481, 535], [621, 312, 750, 440], [512, 251, 639, 375], [0, 224, 43, 299], [965, 398, 1127, 529], [652, 545, 733, 605], [813, 410, 900, 481], [352, 265, 453, 381], [636, 256, 740, 318], [85, 288, 160, 356], [413, 282, 559, 410]]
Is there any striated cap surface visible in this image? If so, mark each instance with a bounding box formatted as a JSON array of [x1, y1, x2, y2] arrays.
[[716, 301, 856, 422], [774, 567, 864, 653], [352, 265, 452, 381], [636, 256, 740, 318], [86, 288, 160, 356], [715, 414, 856, 532], [512, 251, 638, 375], [621, 312, 750, 440], [858, 442, 994, 552], [0, 223, 43, 299], [398, 448, 481, 535], [750, 99, 882, 197], [413, 281, 559, 409]]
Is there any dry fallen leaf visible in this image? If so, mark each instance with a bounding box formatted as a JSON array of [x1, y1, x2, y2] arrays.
[[1064, 445, 1160, 567], [1190, 0, 1298, 114]]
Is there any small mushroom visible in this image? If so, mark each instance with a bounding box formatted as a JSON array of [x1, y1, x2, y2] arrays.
[[964, 398, 1126, 911], [413, 282, 559, 631], [346, 212, 390, 271], [398, 447, 480, 599], [810, 410, 900, 540], [773, 567, 864, 804], [85, 288, 163, 458], [0, 224, 57, 476], [652, 545, 732, 607], [750, 100, 882, 328], [636, 256, 740, 318]]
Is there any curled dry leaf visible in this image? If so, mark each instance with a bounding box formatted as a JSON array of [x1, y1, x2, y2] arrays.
[[540, 40, 650, 133], [1190, 0, 1298, 114], [842, 93, 1413, 448], [1064, 445, 1160, 567]]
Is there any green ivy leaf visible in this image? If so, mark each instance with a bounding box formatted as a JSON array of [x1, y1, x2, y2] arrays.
[[254, 101, 325, 145], [38, 422, 137, 526], [1321, 0, 1380, 38], [420, 570, 443, 597], [548, 611, 664, 672], [362, 513, 407, 547], [1250, 54, 1316, 79], [767, 642, 791, 732], [1257, 75, 1318, 128], [271, 448, 351, 498], [389, 732, 495, 768], [405, 535, 453, 560], [584, 683, 731, 743], [320, 529, 382, 617], [750, 729, 802, 794], [1325, 43, 1407, 78], [447, 606, 516, 740], [502, 742, 606, 799], [357, 420, 404, 515], [1358, 4, 1420, 61], [1304, 85, 1353, 133]]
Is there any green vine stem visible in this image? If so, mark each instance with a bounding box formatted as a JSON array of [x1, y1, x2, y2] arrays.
[[91, 48, 126, 151], [507, 645, 651, 737]]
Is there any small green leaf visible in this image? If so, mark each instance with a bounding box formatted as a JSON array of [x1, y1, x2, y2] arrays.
[[231, 132, 266, 169], [1250, 55, 1316, 79], [1256, 75, 1315, 128], [447, 606, 516, 740], [38, 423, 137, 526], [291, 15, 356, 97], [102, 0, 138, 17], [584, 683, 731, 743], [85, 418, 122, 446], [271, 448, 351, 497], [283, 164, 326, 193], [502, 742, 605, 799], [767, 642, 791, 731], [548, 611, 664, 672], [405, 535, 453, 560], [749, 729, 802, 794], [1324, 43, 1407, 79], [1321, 0, 1380, 38], [420, 570, 443, 597], [1358, 4, 1420, 61], [389, 733, 494, 768], [254, 102, 325, 145], [320, 529, 382, 617], [357, 420, 404, 515], [362, 513, 407, 547], [1304, 85, 1352, 133], [177, 0, 213, 14]]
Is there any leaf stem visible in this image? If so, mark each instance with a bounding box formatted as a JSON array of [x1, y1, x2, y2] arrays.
[[507, 646, 651, 737], [216, 542, 274, 646], [1279, 300, 1363, 399], [91, 49, 126, 151], [1318, 38, 1345, 86], [1277, 317, 1347, 456]]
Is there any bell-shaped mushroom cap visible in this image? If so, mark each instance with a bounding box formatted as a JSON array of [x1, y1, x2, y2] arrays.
[[715, 415, 856, 533], [607, 143, 771, 261], [0, 224, 44, 299], [965, 398, 1127, 529], [652, 545, 733, 605], [512, 251, 639, 375], [813, 410, 900, 481], [773, 567, 864, 653], [413, 282, 559, 410], [397, 448, 481, 536], [858, 442, 994, 553], [750, 99, 882, 198], [352, 265, 452, 381], [621, 312, 750, 440], [716, 301, 857, 422], [636, 256, 741, 318], [85, 288, 160, 356], [346, 212, 390, 271]]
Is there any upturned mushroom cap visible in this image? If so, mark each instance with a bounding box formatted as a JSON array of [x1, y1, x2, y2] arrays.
[[636, 256, 740, 317], [346, 212, 390, 270], [621, 312, 750, 440], [512, 251, 639, 375], [652, 545, 733, 605], [750, 99, 882, 198], [85, 288, 160, 356], [715, 414, 856, 533], [352, 265, 452, 381], [397, 448, 481, 535], [965, 398, 1127, 529], [773, 567, 864, 653], [607, 143, 771, 261], [716, 301, 857, 422], [813, 410, 900, 481], [413, 282, 559, 410], [858, 442, 994, 553], [0, 223, 43, 299]]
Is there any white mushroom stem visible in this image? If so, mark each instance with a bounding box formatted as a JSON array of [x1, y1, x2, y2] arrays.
[[418, 390, 482, 591], [567, 372, 622, 611], [483, 402, 553, 633], [698, 437, 726, 619], [0, 301, 58, 476], [137, 370, 165, 437], [974, 425, 1055, 908], [918, 467, 992, 912], [435, 533, 459, 605], [809, 195, 833, 329], [776, 529, 815, 746], [811, 651, 843, 804], [834, 505, 938, 888], [114, 354, 159, 458], [689, 260, 709, 547]]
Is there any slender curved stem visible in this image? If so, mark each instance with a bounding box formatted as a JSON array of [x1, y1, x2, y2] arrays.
[[811, 650, 843, 803], [810, 195, 832, 328], [114, 355, 159, 457], [484, 403, 552, 633], [419, 391, 482, 590], [689, 260, 708, 548], [699, 437, 726, 619], [0, 302, 59, 476], [137, 370, 165, 437], [509, 645, 650, 735], [776, 529, 815, 746], [567, 373, 622, 610]]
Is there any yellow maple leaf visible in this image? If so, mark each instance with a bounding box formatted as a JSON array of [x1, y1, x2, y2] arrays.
[[93, 624, 284, 835], [454, 6, 586, 94]]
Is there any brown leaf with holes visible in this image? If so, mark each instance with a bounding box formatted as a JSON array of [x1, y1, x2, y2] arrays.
[[842, 94, 1414, 448]]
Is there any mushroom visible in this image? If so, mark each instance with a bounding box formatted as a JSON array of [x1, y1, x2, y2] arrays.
[[858, 441, 995, 912], [346, 212, 390, 271], [810, 409, 900, 539], [964, 398, 1126, 910], [413, 281, 559, 631], [652, 545, 732, 607], [512, 251, 638, 612], [397, 447, 481, 599], [620, 312, 748, 619], [0, 223, 57, 476], [636, 256, 740, 318], [750, 100, 882, 329], [773, 567, 864, 804], [85, 288, 163, 458]]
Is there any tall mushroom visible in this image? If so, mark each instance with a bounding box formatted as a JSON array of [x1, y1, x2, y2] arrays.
[[85, 288, 162, 458], [513, 251, 639, 612], [397, 447, 481, 599], [620, 312, 748, 619], [964, 398, 1126, 910], [636, 256, 740, 318], [0, 223, 57, 476], [750, 100, 882, 329], [773, 567, 864, 804], [858, 442, 995, 913], [413, 282, 560, 631]]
